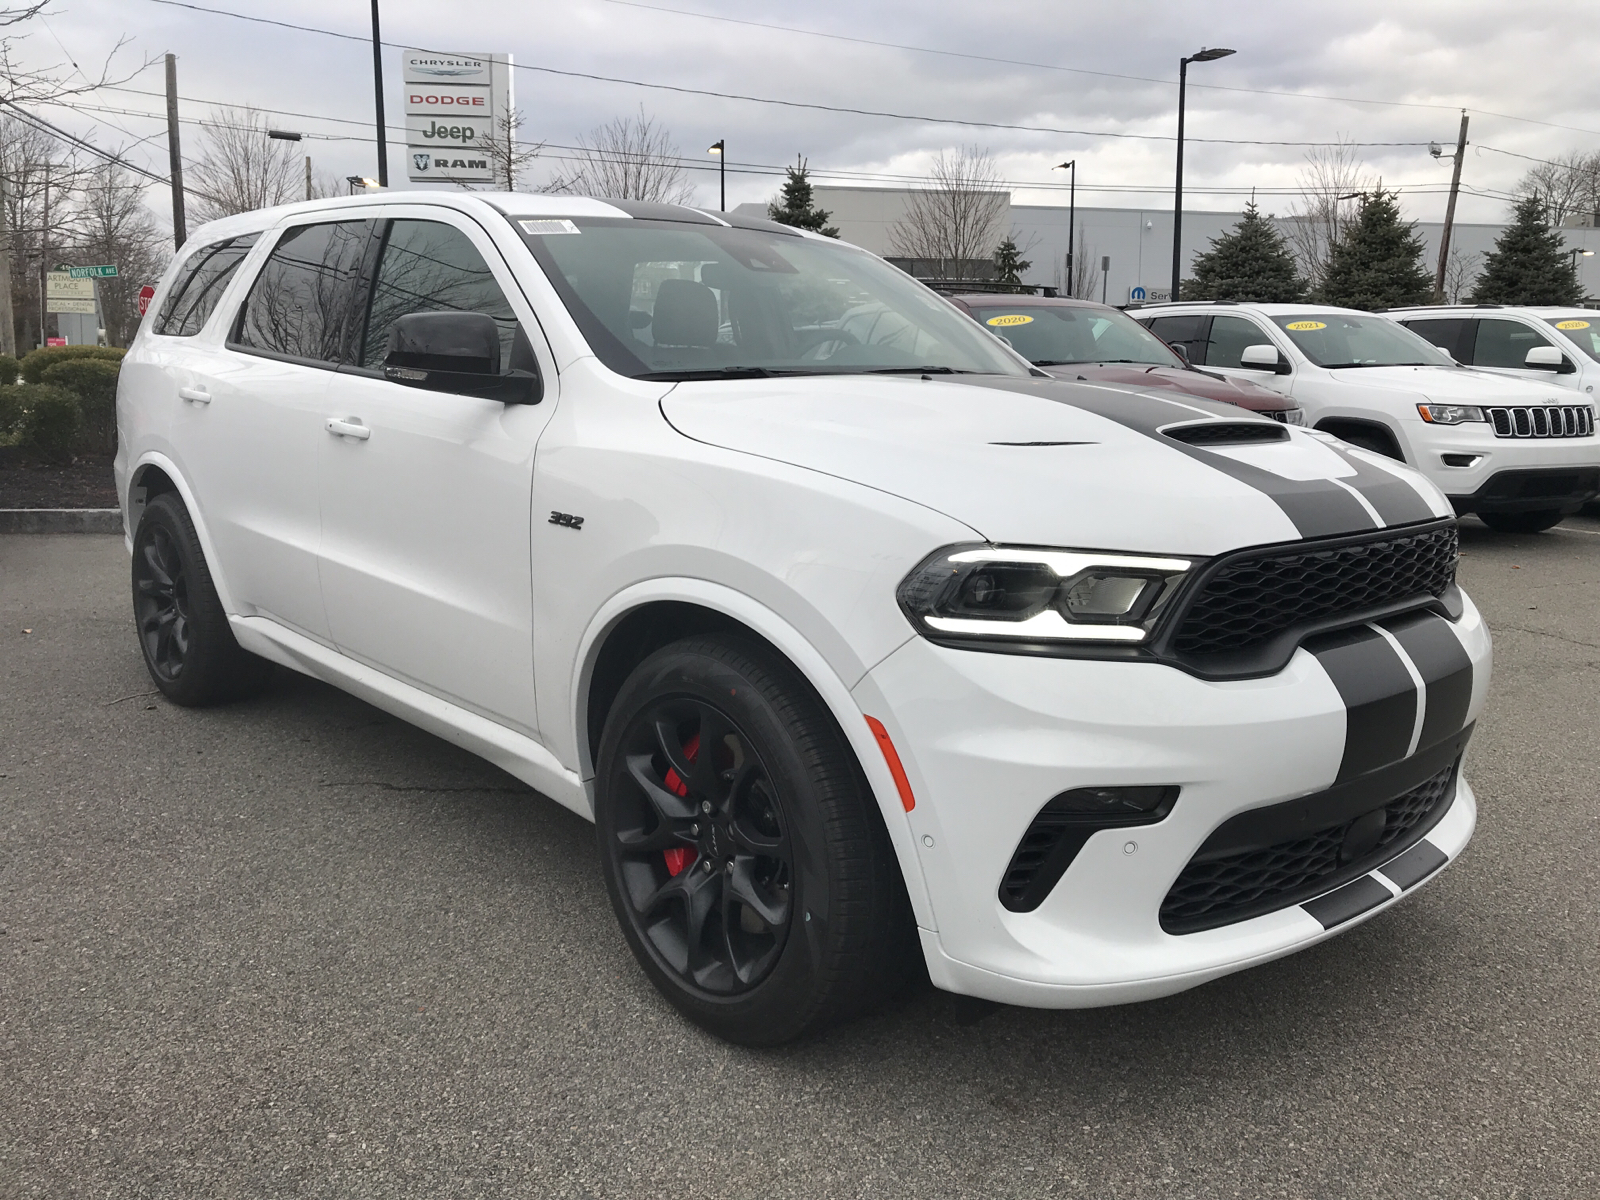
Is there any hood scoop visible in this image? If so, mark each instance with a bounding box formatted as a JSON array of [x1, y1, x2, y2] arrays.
[[1163, 421, 1289, 447]]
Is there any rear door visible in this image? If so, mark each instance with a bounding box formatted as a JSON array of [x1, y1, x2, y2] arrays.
[[1143, 313, 1210, 365], [316, 211, 558, 735], [1398, 316, 1473, 363]]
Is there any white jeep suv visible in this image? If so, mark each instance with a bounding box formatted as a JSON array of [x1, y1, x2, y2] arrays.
[[1137, 301, 1600, 532], [117, 194, 1490, 1043]]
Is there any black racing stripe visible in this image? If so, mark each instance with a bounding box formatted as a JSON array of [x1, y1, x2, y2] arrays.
[[1302, 875, 1392, 929], [1379, 839, 1449, 890], [943, 376, 1379, 538], [1322, 442, 1439, 526], [1382, 611, 1474, 751], [1306, 625, 1417, 782]]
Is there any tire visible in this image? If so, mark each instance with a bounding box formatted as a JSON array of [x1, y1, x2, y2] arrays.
[[1477, 509, 1565, 533], [131, 492, 274, 706], [594, 635, 917, 1045]]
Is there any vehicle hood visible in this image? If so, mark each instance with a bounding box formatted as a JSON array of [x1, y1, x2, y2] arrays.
[[1039, 363, 1292, 411], [661, 375, 1449, 556], [1327, 364, 1570, 404]]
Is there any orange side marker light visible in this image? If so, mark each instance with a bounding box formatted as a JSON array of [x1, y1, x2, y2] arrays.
[[865, 715, 916, 812]]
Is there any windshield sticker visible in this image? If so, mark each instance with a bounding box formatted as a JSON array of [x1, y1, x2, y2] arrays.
[[1285, 320, 1327, 331], [518, 218, 581, 235], [1555, 319, 1591, 330], [986, 314, 1034, 327]]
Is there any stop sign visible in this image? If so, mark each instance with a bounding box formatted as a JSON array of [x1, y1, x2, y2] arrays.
[[137, 284, 156, 316]]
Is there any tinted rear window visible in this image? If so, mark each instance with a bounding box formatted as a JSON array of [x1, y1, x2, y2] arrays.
[[154, 234, 259, 337], [232, 221, 372, 364]]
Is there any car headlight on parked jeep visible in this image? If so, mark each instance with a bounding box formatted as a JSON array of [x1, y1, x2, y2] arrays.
[[897, 545, 1192, 645], [1417, 404, 1487, 424]]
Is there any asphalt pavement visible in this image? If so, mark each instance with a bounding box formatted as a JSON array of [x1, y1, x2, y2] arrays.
[[3, 518, 1599, 1199]]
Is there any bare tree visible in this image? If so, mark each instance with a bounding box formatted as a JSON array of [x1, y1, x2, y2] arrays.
[[465, 107, 544, 192], [1052, 230, 1099, 298], [1284, 137, 1374, 290], [187, 106, 307, 223], [69, 160, 168, 346], [889, 147, 1008, 281], [550, 109, 694, 204], [0, 114, 87, 350], [1513, 151, 1600, 226], [1441, 246, 1482, 305]]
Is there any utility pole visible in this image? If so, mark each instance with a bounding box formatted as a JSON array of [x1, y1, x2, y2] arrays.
[[165, 53, 187, 250], [0, 168, 15, 357], [370, 0, 388, 187], [305, 155, 313, 201], [1433, 110, 1469, 303], [38, 164, 48, 348]]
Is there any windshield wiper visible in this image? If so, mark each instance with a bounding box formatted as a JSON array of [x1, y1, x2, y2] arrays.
[[864, 365, 984, 375], [634, 366, 811, 381], [1321, 361, 1430, 369]]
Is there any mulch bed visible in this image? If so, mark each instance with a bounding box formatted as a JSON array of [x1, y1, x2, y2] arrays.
[[0, 450, 118, 509]]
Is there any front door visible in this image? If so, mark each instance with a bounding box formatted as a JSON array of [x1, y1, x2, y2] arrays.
[[1201, 314, 1295, 395], [316, 213, 557, 734], [1468, 317, 1580, 389]]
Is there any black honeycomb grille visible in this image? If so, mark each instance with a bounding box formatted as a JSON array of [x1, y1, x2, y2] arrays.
[[1159, 762, 1456, 934], [1170, 523, 1458, 658]]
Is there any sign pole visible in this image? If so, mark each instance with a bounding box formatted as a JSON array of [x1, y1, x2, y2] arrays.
[[371, 0, 388, 187]]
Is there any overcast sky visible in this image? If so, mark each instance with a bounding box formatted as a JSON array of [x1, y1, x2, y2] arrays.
[[22, 0, 1600, 229]]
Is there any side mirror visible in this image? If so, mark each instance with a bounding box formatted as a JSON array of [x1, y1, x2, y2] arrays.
[[1525, 345, 1572, 373], [383, 311, 541, 404], [1169, 342, 1189, 364], [1241, 343, 1289, 373]]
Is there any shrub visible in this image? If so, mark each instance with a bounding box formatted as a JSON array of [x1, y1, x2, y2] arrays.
[[19, 344, 125, 384], [0, 353, 18, 385], [42, 358, 121, 455], [16, 384, 82, 464], [0, 384, 23, 442]]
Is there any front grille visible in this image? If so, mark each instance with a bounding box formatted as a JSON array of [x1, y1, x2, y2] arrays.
[[1160, 762, 1457, 934], [1169, 523, 1458, 658], [1486, 405, 1593, 438]]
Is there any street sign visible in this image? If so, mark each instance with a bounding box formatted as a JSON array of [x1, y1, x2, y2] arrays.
[[403, 50, 511, 184], [46, 271, 97, 314], [138, 284, 157, 317], [67, 264, 117, 278]]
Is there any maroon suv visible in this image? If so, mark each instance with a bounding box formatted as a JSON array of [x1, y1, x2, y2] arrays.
[[949, 294, 1302, 421]]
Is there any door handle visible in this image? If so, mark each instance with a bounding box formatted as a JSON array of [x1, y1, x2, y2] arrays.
[[325, 418, 371, 441], [178, 386, 210, 404]]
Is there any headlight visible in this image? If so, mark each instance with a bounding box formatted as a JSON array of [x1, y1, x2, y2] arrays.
[[898, 545, 1192, 646], [1283, 407, 1307, 425], [1417, 404, 1487, 424]]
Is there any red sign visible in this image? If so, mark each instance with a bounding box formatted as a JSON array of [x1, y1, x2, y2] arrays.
[[46, 337, 66, 346], [138, 284, 156, 316]]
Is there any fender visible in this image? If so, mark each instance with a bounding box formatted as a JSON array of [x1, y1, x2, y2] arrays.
[[573, 577, 935, 931], [126, 450, 244, 616]]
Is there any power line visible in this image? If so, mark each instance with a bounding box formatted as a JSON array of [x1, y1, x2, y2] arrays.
[[138, 0, 1431, 149]]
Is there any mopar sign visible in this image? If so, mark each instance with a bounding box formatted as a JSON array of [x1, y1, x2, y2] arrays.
[[1129, 285, 1171, 304]]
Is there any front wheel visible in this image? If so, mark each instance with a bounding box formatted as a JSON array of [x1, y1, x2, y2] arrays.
[[1478, 509, 1565, 533], [594, 635, 916, 1045]]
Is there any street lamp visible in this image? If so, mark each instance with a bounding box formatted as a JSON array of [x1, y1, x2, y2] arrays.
[[708, 140, 725, 211], [269, 131, 312, 202], [1171, 46, 1235, 302], [347, 175, 379, 195], [1571, 248, 1594, 268], [1055, 160, 1076, 296]]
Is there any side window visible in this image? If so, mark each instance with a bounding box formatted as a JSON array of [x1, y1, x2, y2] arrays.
[[1473, 318, 1555, 369], [154, 234, 259, 337], [233, 220, 372, 364], [1146, 314, 1209, 364], [1403, 318, 1471, 361], [1207, 315, 1274, 368], [361, 219, 519, 370]]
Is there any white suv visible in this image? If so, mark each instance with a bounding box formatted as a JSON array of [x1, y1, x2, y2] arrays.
[[117, 194, 1490, 1044], [1137, 302, 1600, 532]]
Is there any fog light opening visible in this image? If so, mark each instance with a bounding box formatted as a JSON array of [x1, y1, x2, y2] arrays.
[[1441, 453, 1481, 468]]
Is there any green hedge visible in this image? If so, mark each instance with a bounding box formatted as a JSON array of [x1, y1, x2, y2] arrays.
[[0, 354, 18, 386], [0, 383, 23, 442], [20, 344, 125, 384], [42, 358, 120, 455], [10, 384, 82, 463]]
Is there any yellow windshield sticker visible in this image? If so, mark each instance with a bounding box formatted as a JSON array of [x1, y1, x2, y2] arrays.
[[986, 314, 1034, 327], [1285, 320, 1327, 331], [1555, 319, 1591, 330]]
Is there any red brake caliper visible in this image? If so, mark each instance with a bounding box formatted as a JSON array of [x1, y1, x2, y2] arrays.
[[662, 732, 700, 877]]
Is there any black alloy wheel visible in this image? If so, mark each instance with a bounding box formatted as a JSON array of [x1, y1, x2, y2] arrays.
[[1478, 509, 1565, 533], [595, 635, 918, 1045], [131, 492, 274, 706], [611, 697, 793, 995]]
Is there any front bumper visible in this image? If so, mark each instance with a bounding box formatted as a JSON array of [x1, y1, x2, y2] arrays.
[[1447, 466, 1600, 515], [853, 591, 1491, 1008], [1403, 420, 1600, 512]]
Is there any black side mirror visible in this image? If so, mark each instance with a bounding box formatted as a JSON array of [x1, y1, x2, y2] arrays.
[[384, 311, 541, 404]]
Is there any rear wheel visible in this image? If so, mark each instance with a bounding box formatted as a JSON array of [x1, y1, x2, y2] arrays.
[[594, 635, 916, 1045], [132, 492, 273, 705], [1478, 509, 1565, 533]]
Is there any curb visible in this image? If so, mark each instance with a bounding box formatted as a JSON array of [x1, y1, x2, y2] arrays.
[[0, 509, 123, 534]]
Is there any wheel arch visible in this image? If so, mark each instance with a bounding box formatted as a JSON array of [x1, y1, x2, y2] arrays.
[[574, 581, 934, 929], [126, 452, 241, 613], [1314, 416, 1406, 461]]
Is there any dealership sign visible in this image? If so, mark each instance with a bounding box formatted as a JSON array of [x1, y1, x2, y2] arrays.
[[403, 51, 511, 184]]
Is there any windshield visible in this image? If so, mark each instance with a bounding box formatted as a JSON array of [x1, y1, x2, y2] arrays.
[[1543, 315, 1600, 363], [965, 304, 1184, 367], [508, 216, 1028, 380], [1271, 313, 1454, 368]]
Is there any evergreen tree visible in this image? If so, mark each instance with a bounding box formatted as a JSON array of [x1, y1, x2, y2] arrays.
[[767, 157, 839, 237], [1183, 202, 1305, 302], [1315, 189, 1433, 309], [992, 236, 1031, 285], [1469, 195, 1583, 304]]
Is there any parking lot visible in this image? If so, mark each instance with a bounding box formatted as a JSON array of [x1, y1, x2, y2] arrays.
[[2, 520, 1598, 1199]]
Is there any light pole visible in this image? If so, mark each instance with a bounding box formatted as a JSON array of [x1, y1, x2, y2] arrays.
[[1172, 47, 1235, 302], [1570, 248, 1593, 268], [1055, 160, 1075, 296], [270, 130, 310, 201], [708, 140, 725, 210], [347, 175, 379, 196], [370, 0, 388, 186]]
